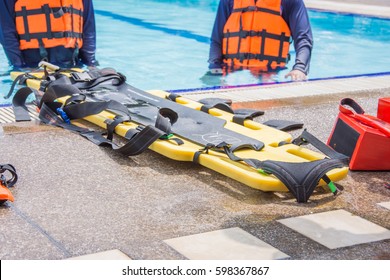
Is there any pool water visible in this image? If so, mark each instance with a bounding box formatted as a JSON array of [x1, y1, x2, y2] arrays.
[[1, 0, 390, 104]]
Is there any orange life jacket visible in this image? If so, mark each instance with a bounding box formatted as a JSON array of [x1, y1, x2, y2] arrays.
[[222, 0, 291, 70], [15, 0, 84, 55]]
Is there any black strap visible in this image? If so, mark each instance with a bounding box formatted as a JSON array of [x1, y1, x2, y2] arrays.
[[42, 4, 53, 39], [259, 159, 344, 203], [12, 87, 41, 122], [21, 6, 31, 41], [4, 73, 27, 99], [19, 31, 83, 41], [193, 134, 347, 203], [38, 101, 169, 157], [233, 6, 280, 16], [166, 93, 181, 101], [224, 29, 290, 42], [292, 129, 349, 163], [70, 68, 126, 89], [263, 119, 303, 131], [0, 164, 18, 188], [15, 6, 83, 18], [224, 52, 289, 64], [232, 109, 265, 125], [198, 98, 234, 114]]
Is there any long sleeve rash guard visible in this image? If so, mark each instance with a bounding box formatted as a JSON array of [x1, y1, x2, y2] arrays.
[[208, 0, 313, 74], [0, 0, 97, 68]]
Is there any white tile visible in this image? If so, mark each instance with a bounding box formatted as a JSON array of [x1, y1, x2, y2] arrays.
[[68, 249, 131, 260], [378, 202, 390, 210], [164, 227, 289, 260], [278, 209, 390, 249]]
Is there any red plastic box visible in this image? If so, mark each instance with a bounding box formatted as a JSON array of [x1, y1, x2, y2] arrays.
[[328, 98, 390, 171], [378, 97, 390, 123]]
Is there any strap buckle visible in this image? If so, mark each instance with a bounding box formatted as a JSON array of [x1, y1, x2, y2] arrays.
[[71, 72, 92, 82], [0, 174, 7, 187]]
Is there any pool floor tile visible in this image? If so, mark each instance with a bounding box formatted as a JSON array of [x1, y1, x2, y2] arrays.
[[378, 202, 390, 210], [164, 227, 289, 260], [277, 209, 390, 249], [67, 249, 131, 260]]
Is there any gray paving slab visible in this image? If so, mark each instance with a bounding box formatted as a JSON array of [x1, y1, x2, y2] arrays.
[[164, 227, 289, 260], [67, 249, 131, 260], [0, 205, 68, 259], [277, 209, 390, 249], [378, 202, 390, 211]]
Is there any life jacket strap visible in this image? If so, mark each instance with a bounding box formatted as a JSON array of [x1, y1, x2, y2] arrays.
[[15, 6, 83, 18], [224, 52, 289, 64], [232, 6, 280, 16]]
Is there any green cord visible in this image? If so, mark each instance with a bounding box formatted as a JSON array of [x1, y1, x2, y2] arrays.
[[160, 133, 174, 140], [328, 181, 338, 194], [257, 169, 271, 176]]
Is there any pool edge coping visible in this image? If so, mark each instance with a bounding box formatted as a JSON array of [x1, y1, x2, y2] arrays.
[[304, 0, 390, 19]]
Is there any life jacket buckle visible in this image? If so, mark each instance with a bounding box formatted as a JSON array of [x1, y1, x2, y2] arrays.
[[51, 7, 65, 18], [246, 6, 257, 12]]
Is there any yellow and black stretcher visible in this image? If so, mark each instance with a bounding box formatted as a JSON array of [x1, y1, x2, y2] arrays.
[[9, 64, 349, 203]]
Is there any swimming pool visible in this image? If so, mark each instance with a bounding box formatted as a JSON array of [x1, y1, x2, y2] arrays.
[[1, 0, 390, 104]]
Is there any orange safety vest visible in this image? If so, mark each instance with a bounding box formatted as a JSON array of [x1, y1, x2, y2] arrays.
[[15, 0, 84, 53], [222, 0, 291, 70]]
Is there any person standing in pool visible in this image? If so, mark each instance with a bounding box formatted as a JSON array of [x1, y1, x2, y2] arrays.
[[0, 0, 98, 69], [208, 0, 313, 81]]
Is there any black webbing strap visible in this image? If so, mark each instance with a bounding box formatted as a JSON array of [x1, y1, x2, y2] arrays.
[[4, 70, 43, 100], [238, 13, 244, 63], [232, 6, 280, 16], [166, 93, 181, 101], [259, 158, 344, 203], [39, 84, 131, 120], [193, 131, 347, 203], [198, 98, 234, 114], [18, 31, 83, 41], [4, 74, 29, 99], [15, 5, 83, 18], [38, 101, 169, 157], [232, 109, 265, 125], [11, 82, 176, 157], [292, 129, 350, 163], [278, 32, 286, 62], [0, 164, 18, 188], [39, 102, 114, 145], [105, 115, 131, 141], [260, 29, 266, 60], [42, 4, 53, 39], [193, 142, 263, 165], [224, 52, 288, 64], [221, 141, 345, 203], [70, 68, 126, 89], [225, 29, 230, 57], [224, 29, 290, 42], [12, 87, 41, 122], [263, 119, 303, 132], [194, 98, 264, 125], [21, 6, 31, 42]]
